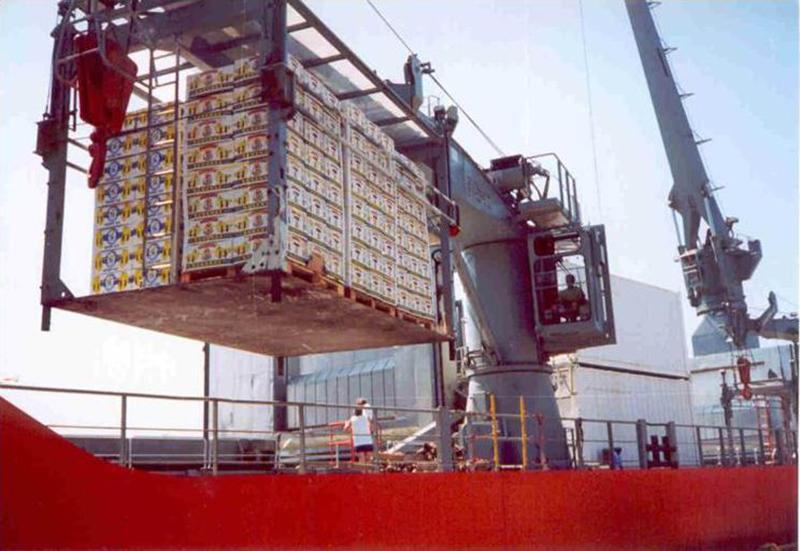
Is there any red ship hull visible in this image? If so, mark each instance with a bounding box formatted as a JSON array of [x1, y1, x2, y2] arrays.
[[1, 397, 796, 550]]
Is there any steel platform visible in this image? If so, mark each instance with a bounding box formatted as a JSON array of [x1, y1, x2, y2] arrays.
[[54, 272, 447, 356]]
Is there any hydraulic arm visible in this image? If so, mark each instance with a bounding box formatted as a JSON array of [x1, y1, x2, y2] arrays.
[[625, 0, 798, 348]]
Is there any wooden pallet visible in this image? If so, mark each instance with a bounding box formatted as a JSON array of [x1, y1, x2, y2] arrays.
[[179, 265, 240, 283], [284, 255, 345, 297], [344, 286, 397, 317], [396, 309, 436, 331]]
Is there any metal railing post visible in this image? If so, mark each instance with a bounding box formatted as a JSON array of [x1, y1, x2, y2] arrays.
[[696, 426, 704, 467], [575, 418, 584, 469], [489, 394, 500, 471], [738, 428, 747, 466], [119, 394, 127, 467], [536, 414, 547, 470], [465, 414, 476, 467], [606, 421, 614, 468], [298, 404, 307, 474], [203, 398, 211, 470], [436, 407, 453, 472], [372, 406, 381, 472], [717, 427, 726, 466], [775, 428, 786, 465], [636, 419, 648, 469], [212, 399, 219, 475], [666, 422, 678, 467], [757, 428, 765, 465], [519, 397, 528, 471], [726, 426, 736, 466]]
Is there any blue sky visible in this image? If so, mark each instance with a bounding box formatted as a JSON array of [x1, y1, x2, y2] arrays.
[[0, 1, 796, 423]]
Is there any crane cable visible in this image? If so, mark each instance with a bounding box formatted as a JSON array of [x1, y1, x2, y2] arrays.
[[578, 0, 603, 216], [364, 0, 506, 157]]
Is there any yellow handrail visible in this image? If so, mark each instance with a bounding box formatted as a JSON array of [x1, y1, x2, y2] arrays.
[[489, 393, 500, 471]]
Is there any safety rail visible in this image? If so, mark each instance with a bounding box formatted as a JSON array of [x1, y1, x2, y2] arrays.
[[1, 383, 795, 475], [528, 152, 580, 225]]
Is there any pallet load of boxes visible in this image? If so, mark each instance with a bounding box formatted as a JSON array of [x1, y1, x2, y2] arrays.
[[89, 55, 436, 322]]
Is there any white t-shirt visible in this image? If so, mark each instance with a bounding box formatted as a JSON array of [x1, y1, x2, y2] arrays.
[[349, 414, 372, 448], [362, 403, 374, 422]]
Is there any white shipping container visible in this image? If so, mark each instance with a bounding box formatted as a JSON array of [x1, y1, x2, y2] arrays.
[[573, 276, 689, 378]]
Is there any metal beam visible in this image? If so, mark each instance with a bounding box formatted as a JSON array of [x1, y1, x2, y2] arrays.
[[38, 14, 76, 330], [287, 21, 312, 33], [374, 115, 411, 127], [302, 53, 346, 68], [336, 87, 381, 101], [287, 0, 438, 140], [115, 0, 268, 52], [451, 242, 501, 364], [187, 36, 235, 68]]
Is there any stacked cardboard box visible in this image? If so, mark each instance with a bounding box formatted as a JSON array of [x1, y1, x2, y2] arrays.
[[182, 65, 238, 272], [284, 55, 346, 280], [182, 56, 346, 279], [91, 104, 179, 294], [394, 153, 435, 319], [91, 55, 436, 322], [343, 101, 397, 304]]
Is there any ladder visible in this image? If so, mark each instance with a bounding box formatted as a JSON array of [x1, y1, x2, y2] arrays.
[[754, 397, 776, 463]]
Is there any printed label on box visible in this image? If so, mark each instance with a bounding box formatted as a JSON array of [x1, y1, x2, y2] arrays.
[[233, 107, 269, 136], [235, 158, 269, 186], [234, 133, 269, 160], [233, 56, 260, 84], [186, 215, 230, 243], [186, 93, 232, 119], [187, 190, 238, 219], [232, 82, 263, 110], [95, 201, 144, 229], [183, 239, 232, 270], [187, 116, 232, 146], [143, 237, 172, 267], [95, 224, 143, 251], [188, 68, 233, 99], [186, 164, 237, 195], [121, 104, 177, 133], [92, 269, 143, 294], [143, 266, 172, 288], [238, 182, 268, 210], [186, 140, 234, 169], [93, 244, 142, 273]]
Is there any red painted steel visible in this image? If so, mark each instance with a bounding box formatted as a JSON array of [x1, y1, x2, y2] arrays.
[[1, 397, 796, 550]]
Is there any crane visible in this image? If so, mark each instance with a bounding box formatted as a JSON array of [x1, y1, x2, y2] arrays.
[[36, 0, 616, 469], [625, 0, 798, 350]]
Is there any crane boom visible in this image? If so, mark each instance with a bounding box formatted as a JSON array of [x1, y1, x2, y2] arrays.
[[625, 0, 797, 347]]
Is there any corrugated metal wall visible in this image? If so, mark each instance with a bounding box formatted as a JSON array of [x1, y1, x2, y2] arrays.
[[555, 365, 697, 467], [551, 276, 698, 466], [575, 276, 689, 378], [287, 344, 434, 429]]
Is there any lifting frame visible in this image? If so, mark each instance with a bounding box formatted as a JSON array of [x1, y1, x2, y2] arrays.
[[37, 0, 461, 356]]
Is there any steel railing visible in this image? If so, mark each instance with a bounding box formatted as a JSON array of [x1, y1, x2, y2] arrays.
[[1, 383, 795, 475]]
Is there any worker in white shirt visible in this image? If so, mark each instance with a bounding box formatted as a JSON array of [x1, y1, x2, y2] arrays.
[[356, 397, 374, 422], [344, 400, 374, 463]]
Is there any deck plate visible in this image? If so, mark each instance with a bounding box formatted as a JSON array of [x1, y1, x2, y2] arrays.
[[53, 274, 448, 356]]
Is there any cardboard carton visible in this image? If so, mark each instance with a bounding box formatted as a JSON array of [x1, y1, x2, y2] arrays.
[[186, 115, 232, 146], [186, 139, 235, 169], [187, 67, 234, 99]]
